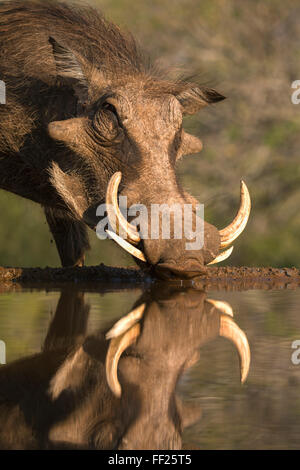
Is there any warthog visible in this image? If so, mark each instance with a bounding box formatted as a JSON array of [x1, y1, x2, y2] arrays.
[[0, 286, 250, 449], [0, 1, 251, 278]]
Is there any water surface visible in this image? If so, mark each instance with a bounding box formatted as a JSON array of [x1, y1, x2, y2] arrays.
[[0, 284, 299, 449]]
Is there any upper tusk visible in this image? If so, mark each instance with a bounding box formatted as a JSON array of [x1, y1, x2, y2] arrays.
[[106, 229, 147, 262], [106, 303, 146, 339], [207, 299, 234, 317], [207, 246, 233, 265], [219, 180, 251, 248], [106, 172, 141, 245], [219, 314, 251, 384], [106, 323, 140, 397]]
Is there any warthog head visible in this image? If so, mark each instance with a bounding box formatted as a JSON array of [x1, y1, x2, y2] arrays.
[[46, 9, 251, 278]]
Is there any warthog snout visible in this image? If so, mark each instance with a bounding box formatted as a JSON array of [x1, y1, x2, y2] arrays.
[[104, 172, 251, 279]]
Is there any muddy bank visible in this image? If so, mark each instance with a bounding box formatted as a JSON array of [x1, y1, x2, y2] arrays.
[[193, 266, 300, 290], [0, 265, 299, 291], [0, 264, 149, 284]]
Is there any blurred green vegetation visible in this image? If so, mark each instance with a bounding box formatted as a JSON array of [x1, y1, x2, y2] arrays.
[[0, 0, 300, 268]]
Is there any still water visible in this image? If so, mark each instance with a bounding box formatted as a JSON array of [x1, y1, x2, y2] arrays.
[[0, 284, 299, 449]]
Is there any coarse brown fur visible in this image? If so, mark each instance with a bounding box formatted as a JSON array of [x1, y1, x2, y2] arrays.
[[0, 0, 225, 277]]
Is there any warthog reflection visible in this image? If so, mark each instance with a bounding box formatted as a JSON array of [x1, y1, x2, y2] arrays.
[[0, 286, 250, 449]]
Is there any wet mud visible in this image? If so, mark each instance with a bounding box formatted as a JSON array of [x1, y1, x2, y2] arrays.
[[0, 265, 299, 291]]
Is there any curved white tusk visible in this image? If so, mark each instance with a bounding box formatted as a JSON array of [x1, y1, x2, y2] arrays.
[[207, 299, 233, 317], [106, 229, 147, 262], [207, 246, 234, 265], [219, 180, 251, 249], [106, 323, 140, 397], [106, 172, 141, 245], [219, 314, 251, 384], [106, 303, 146, 340]]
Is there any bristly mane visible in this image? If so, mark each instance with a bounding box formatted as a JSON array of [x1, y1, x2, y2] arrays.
[[0, 0, 147, 82], [0, 0, 224, 155], [0, 0, 153, 153]]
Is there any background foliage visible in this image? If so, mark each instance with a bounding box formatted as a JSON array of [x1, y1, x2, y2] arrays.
[[0, 0, 299, 268]]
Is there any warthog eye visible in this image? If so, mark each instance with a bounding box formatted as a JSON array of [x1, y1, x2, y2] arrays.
[[103, 102, 117, 114], [91, 101, 123, 141], [102, 101, 122, 128]]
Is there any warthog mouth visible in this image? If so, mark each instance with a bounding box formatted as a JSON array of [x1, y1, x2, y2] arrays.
[[104, 172, 251, 271]]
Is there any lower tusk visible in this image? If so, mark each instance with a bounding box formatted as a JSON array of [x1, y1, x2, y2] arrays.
[[207, 246, 233, 265], [207, 299, 233, 317], [106, 229, 147, 262], [106, 323, 141, 397], [106, 303, 146, 340], [219, 314, 251, 384]]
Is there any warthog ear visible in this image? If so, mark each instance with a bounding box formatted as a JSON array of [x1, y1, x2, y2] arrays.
[[176, 85, 225, 115], [49, 37, 88, 104]]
